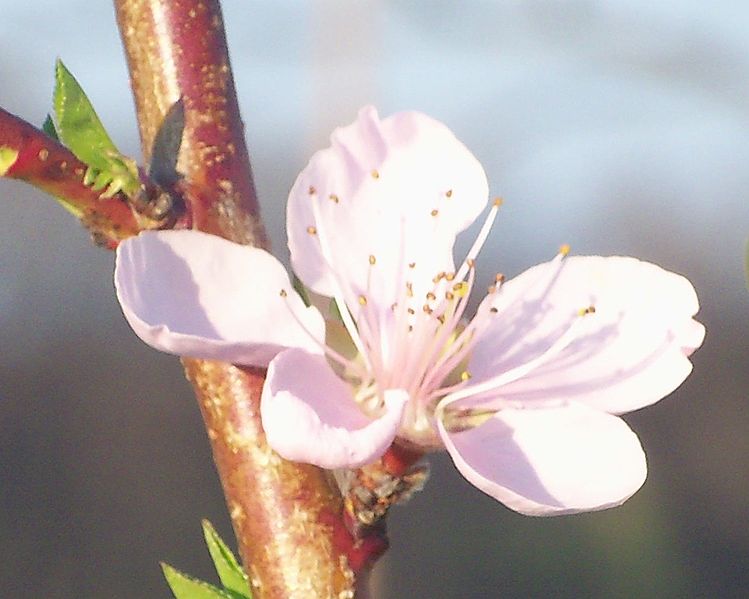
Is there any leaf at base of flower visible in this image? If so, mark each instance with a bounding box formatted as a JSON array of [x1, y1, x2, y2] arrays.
[[202, 520, 252, 597], [161, 563, 234, 599]]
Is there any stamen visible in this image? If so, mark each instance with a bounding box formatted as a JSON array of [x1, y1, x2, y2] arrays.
[[445, 189, 453, 198], [329, 193, 340, 203], [306, 226, 317, 235], [437, 306, 595, 409], [455, 198, 501, 282]]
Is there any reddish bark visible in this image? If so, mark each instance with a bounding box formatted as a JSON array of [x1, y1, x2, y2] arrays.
[[0, 106, 142, 243], [114, 1, 368, 596]]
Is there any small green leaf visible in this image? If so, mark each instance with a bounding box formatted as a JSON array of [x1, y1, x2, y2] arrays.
[[42, 114, 59, 141], [161, 563, 232, 599], [53, 59, 140, 197], [292, 274, 311, 308], [202, 521, 252, 598]]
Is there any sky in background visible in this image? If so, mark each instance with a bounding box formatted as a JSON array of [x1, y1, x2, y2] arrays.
[[1, 2, 749, 597]]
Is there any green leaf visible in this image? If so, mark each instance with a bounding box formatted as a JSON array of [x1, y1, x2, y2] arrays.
[[202, 520, 252, 598], [53, 59, 140, 197], [292, 274, 312, 308], [42, 114, 59, 141], [161, 563, 232, 599]]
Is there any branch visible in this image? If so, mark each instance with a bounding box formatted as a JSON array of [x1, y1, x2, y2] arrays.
[[113, 1, 367, 596], [0, 106, 142, 244]]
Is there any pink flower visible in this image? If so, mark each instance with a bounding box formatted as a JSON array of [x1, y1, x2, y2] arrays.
[[115, 107, 704, 516]]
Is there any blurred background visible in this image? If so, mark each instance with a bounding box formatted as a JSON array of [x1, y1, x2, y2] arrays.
[[1, 1, 748, 597]]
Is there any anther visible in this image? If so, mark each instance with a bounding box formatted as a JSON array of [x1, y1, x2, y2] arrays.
[[279, 289, 288, 297], [437, 314, 446, 324], [426, 292, 436, 301], [308, 185, 316, 195], [407, 308, 415, 315], [431, 209, 439, 217], [371, 169, 380, 179], [368, 255, 376, 265], [446, 189, 453, 198], [495, 273, 505, 283], [359, 295, 368, 306], [406, 282, 413, 297], [445, 291, 454, 301], [329, 194, 340, 203], [445, 272, 456, 281], [423, 304, 433, 314], [408, 262, 416, 269], [490, 307, 498, 313], [466, 258, 476, 269], [306, 226, 317, 235], [559, 244, 571, 256], [460, 371, 472, 381], [38, 149, 49, 161], [577, 305, 596, 316], [487, 284, 497, 294], [493, 197, 504, 207], [453, 282, 468, 297]]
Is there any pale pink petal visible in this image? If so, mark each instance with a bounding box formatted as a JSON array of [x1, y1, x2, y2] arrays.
[[463, 256, 704, 414], [115, 230, 324, 367], [261, 348, 408, 469], [438, 402, 647, 516], [287, 106, 489, 314]]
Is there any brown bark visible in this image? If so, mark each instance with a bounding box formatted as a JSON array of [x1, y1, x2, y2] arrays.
[[113, 1, 361, 597]]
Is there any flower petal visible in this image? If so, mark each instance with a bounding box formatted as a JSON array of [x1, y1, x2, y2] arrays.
[[261, 348, 408, 469], [287, 106, 489, 313], [438, 402, 647, 516], [115, 230, 324, 367], [464, 256, 704, 414]]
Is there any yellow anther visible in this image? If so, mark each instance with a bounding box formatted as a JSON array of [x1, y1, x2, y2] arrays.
[[431, 209, 439, 217], [306, 226, 317, 235], [559, 244, 571, 256], [407, 308, 416, 315], [408, 262, 416, 269], [406, 282, 414, 297], [371, 169, 380, 179], [445, 272, 456, 281], [426, 291, 436, 301], [460, 371, 472, 381], [446, 189, 453, 198], [423, 304, 433, 314], [466, 258, 476, 269], [493, 197, 504, 207], [577, 305, 596, 316], [279, 289, 288, 297], [368, 255, 376, 265], [445, 291, 455, 301], [453, 282, 468, 297], [358, 295, 368, 306], [495, 273, 505, 283], [329, 193, 340, 203]]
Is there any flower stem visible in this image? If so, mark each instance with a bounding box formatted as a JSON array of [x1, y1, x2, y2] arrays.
[[113, 1, 371, 596]]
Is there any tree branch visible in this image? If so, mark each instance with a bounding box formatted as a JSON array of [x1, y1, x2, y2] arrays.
[[113, 1, 365, 596], [0, 106, 142, 244]]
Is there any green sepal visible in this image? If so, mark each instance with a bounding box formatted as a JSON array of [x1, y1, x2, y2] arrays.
[[292, 274, 312, 308], [53, 59, 140, 197], [161, 563, 234, 599], [202, 520, 252, 597], [42, 114, 59, 141]]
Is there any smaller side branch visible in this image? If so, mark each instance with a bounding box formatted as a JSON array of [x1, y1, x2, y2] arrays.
[[0, 106, 143, 244]]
